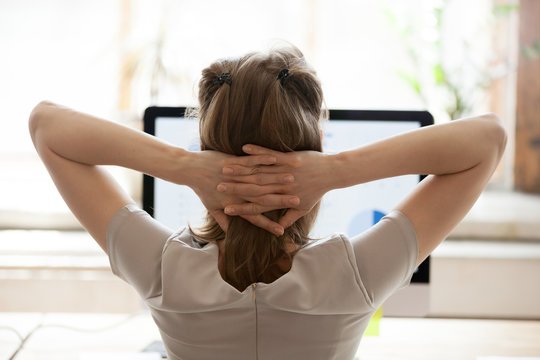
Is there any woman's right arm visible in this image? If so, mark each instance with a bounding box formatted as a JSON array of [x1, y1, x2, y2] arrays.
[[220, 113, 507, 266]]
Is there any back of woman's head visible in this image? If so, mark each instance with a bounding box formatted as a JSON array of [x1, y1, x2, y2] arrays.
[[195, 45, 326, 291]]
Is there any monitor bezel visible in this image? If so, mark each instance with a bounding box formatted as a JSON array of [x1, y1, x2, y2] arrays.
[[143, 106, 433, 283]]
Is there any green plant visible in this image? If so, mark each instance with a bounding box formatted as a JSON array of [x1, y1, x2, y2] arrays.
[[383, 1, 518, 120]]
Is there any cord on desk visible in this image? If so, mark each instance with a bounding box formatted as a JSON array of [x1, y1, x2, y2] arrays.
[[5, 312, 144, 360], [0, 326, 23, 342], [0, 325, 25, 359]]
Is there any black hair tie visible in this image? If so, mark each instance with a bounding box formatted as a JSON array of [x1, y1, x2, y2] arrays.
[[277, 68, 293, 85], [213, 72, 232, 87]]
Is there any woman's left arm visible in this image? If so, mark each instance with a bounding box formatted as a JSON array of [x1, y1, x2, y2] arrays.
[[29, 101, 291, 252]]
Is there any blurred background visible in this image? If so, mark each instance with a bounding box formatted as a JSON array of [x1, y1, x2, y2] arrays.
[[1, 0, 539, 359], [2, 0, 534, 223]]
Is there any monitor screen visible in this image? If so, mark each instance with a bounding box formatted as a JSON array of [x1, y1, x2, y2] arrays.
[[150, 116, 420, 239], [314, 119, 419, 238], [143, 107, 432, 286]]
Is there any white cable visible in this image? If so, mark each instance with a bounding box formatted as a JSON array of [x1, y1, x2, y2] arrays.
[[6, 312, 144, 360]]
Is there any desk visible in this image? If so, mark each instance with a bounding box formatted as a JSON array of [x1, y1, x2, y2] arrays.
[[1, 312, 539, 359]]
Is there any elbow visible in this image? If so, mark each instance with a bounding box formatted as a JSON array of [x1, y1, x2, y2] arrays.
[[28, 100, 54, 143], [478, 112, 508, 159], [486, 112, 508, 157]]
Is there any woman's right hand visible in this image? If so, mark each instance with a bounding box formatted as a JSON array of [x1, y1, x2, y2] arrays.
[[219, 144, 337, 228]]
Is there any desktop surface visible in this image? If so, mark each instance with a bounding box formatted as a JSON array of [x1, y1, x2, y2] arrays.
[[1, 312, 539, 360]]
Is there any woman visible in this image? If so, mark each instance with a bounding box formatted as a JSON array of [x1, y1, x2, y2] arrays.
[[29, 46, 506, 359]]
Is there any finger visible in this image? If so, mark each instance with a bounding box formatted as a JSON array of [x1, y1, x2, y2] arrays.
[[224, 194, 299, 215], [224, 202, 273, 216], [223, 154, 277, 168], [251, 194, 300, 208], [278, 209, 307, 229], [242, 144, 282, 157], [241, 214, 284, 236], [223, 164, 285, 176], [224, 173, 294, 185], [217, 183, 287, 197]]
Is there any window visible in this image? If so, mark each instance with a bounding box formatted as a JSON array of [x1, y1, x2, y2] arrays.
[[0, 0, 516, 229]]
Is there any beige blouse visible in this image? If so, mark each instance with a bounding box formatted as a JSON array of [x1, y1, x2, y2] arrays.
[[107, 205, 417, 360]]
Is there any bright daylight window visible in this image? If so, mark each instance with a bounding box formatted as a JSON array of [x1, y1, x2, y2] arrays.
[[0, 0, 516, 230]]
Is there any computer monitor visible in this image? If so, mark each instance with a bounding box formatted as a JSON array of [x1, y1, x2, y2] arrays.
[[143, 106, 433, 316]]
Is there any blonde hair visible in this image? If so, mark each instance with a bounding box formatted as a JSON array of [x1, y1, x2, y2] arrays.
[[193, 46, 327, 291]]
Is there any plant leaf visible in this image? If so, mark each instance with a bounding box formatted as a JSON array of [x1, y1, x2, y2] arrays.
[[397, 70, 422, 95], [433, 64, 446, 85]]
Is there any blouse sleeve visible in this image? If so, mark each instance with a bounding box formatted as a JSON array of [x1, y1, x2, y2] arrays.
[[107, 204, 174, 299], [350, 210, 418, 308]]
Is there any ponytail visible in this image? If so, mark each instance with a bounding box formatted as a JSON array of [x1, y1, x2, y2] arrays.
[[194, 46, 325, 291]]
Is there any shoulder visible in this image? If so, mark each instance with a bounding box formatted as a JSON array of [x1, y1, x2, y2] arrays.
[[349, 210, 417, 255], [297, 234, 356, 268], [296, 233, 361, 281], [259, 233, 372, 313]]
